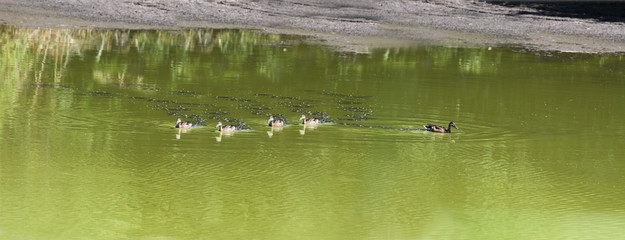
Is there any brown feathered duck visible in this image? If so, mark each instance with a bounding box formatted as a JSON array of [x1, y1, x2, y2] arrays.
[[175, 118, 193, 129], [216, 122, 236, 132], [424, 122, 459, 133], [299, 114, 319, 126], [267, 116, 285, 127]]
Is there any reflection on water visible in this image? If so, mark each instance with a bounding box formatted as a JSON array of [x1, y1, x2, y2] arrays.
[[299, 124, 317, 135], [267, 126, 283, 138], [1, 26, 625, 239], [175, 127, 191, 140], [215, 132, 229, 143]]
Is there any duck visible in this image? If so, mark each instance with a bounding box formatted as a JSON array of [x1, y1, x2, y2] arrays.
[[299, 114, 319, 125], [216, 121, 236, 132], [424, 122, 459, 133], [175, 118, 193, 129], [267, 116, 285, 127]]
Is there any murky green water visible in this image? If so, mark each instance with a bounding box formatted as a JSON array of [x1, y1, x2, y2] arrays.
[[1, 26, 625, 239]]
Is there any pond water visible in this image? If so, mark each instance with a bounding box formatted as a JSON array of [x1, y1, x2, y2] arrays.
[[1, 26, 625, 239]]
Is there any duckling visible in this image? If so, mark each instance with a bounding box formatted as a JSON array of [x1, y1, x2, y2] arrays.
[[175, 118, 193, 129], [424, 122, 459, 133], [216, 122, 236, 132], [267, 116, 285, 127], [299, 114, 319, 125]]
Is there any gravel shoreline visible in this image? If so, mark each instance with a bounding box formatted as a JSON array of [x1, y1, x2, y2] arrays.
[[1, 0, 624, 53]]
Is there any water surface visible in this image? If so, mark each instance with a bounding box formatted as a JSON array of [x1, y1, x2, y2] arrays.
[[1, 26, 625, 239]]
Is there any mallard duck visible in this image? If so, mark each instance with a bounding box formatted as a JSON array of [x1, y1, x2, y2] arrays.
[[175, 118, 193, 129], [299, 114, 319, 125], [267, 116, 285, 127], [216, 122, 236, 132], [424, 122, 459, 133]]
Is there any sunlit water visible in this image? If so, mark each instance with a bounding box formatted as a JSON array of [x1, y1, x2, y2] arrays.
[[1, 26, 625, 239]]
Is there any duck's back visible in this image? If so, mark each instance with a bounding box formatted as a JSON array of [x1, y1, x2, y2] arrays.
[[425, 124, 445, 133]]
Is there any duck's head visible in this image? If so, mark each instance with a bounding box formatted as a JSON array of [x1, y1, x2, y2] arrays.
[[267, 116, 274, 123], [216, 122, 223, 128], [299, 115, 306, 121], [176, 118, 182, 124], [449, 122, 459, 130]]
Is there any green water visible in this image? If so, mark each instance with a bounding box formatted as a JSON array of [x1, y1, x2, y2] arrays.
[[1, 26, 625, 239]]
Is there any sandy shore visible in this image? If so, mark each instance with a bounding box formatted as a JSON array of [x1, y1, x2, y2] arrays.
[[1, 0, 624, 53]]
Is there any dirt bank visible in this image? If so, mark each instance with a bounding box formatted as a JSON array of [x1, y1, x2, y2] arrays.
[[1, 0, 624, 53]]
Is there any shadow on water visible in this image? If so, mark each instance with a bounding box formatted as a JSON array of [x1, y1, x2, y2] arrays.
[[491, 2, 625, 23]]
